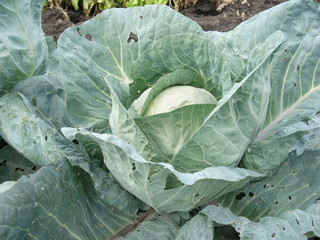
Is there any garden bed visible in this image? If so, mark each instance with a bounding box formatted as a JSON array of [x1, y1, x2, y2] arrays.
[[41, 0, 293, 39]]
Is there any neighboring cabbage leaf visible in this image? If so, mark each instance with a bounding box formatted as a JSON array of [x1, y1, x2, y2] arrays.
[[0, 95, 145, 239], [0, 181, 16, 194]]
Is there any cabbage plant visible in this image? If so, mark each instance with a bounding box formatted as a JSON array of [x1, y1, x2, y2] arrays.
[[0, 0, 320, 239]]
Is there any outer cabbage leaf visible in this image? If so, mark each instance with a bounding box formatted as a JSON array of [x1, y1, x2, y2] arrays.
[[0, 145, 38, 183], [0, 90, 145, 215], [291, 127, 320, 155], [0, 121, 147, 239], [58, 4, 204, 131], [201, 202, 320, 240], [0, 159, 137, 240], [0, 181, 16, 194], [13, 74, 72, 130], [62, 127, 262, 213], [123, 212, 181, 240], [210, 0, 320, 173], [0, 93, 64, 166], [175, 214, 213, 240], [55, 132, 146, 215], [217, 150, 320, 221], [45, 36, 61, 74], [195, 147, 320, 240], [0, 0, 47, 96]]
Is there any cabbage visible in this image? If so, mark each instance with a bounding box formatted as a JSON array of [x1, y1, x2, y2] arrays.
[[0, 0, 320, 239]]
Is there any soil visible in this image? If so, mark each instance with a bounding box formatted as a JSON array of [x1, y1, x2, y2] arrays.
[[42, 8, 89, 40], [41, 0, 310, 40], [181, 0, 288, 31]]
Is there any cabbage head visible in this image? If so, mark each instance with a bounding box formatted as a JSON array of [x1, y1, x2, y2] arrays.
[[142, 86, 218, 116]]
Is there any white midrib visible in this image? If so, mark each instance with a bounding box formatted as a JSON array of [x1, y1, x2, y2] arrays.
[[252, 86, 320, 144]]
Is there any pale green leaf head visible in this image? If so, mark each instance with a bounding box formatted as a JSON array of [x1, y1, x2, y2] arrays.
[[143, 85, 218, 116]]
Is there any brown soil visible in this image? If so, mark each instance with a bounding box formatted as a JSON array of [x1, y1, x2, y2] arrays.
[[181, 0, 287, 31], [42, 8, 89, 40], [41, 0, 320, 39]]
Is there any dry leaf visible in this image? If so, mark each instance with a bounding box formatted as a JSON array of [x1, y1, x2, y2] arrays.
[[216, 0, 237, 11]]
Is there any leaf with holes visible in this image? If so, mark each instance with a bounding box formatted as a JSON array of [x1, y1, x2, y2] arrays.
[[201, 201, 320, 240]]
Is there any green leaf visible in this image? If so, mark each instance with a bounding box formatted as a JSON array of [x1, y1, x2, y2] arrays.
[[0, 181, 16, 194], [13, 74, 72, 130], [135, 104, 215, 159], [45, 36, 60, 74], [62, 127, 262, 213], [71, 0, 80, 10], [170, 32, 285, 172], [58, 4, 203, 131], [129, 34, 220, 100], [212, 0, 320, 173], [176, 214, 213, 240], [0, 145, 38, 183], [56, 131, 146, 215], [0, 0, 47, 96], [202, 203, 320, 240], [0, 159, 136, 240], [291, 127, 320, 155], [123, 212, 181, 240], [218, 150, 320, 221], [108, 81, 169, 164], [0, 93, 63, 166]]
